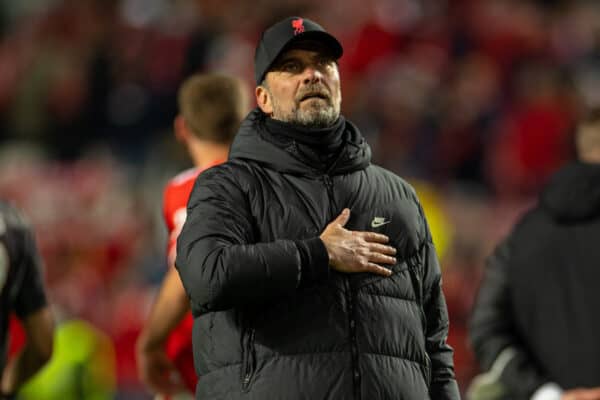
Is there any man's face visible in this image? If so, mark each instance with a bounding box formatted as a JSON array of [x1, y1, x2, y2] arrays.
[[256, 47, 341, 128]]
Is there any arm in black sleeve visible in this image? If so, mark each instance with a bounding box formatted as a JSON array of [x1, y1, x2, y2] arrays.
[[421, 239, 460, 399], [175, 166, 328, 314], [468, 238, 547, 398], [408, 198, 459, 399], [293, 237, 329, 286]]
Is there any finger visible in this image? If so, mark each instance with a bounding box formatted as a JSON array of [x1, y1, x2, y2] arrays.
[[368, 243, 397, 256], [152, 371, 184, 395], [368, 252, 396, 265], [360, 231, 389, 243], [579, 394, 599, 400], [583, 390, 600, 400], [168, 370, 187, 392], [365, 263, 393, 277], [333, 208, 351, 227]]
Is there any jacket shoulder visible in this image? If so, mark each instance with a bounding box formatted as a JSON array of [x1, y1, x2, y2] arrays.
[[368, 164, 419, 202], [190, 160, 259, 205], [506, 204, 549, 243]]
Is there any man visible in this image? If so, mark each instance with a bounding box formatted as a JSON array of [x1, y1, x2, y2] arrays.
[[469, 108, 600, 400], [0, 201, 54, 399], [136, 73, 249, 399], [175, 17, 459, 399]]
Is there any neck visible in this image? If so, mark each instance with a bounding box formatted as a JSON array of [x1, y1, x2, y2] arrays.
[[263, 113, 346, 169], [264, 114, 345, 145], [187, 138, 230, 168]]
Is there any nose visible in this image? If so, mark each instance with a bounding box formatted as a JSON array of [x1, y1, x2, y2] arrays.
[[302, 65, 323, 84]]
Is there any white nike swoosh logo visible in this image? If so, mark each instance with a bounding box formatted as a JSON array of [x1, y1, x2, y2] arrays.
[[371, 219, 391, 228]]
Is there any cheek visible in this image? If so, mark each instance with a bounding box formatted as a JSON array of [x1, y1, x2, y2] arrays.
[[328, 71, 341, 98], [331, 81, 341, 103], [275, 87, 296, 108]]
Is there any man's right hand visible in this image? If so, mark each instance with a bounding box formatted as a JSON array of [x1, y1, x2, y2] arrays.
[[320, 208, 397, 277], [136, 340, 186, 396], [562, 388, 600, 400]]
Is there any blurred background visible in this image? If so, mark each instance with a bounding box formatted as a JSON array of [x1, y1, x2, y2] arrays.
[[2, 0, 599, 398]]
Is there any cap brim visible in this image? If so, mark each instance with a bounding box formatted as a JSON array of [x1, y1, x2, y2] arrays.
[[281, 30, 343, 60], [265, 31, 343, 78]]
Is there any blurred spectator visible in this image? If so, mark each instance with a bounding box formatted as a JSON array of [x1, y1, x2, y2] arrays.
[[486, 60, 578, 197], [1, 0, 597, 191]]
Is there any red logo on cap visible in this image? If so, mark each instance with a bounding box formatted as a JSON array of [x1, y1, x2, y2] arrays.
[[292, 18, 305, 35]]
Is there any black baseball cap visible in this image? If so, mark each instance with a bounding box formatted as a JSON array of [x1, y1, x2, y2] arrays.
[[254, 16, 344, 84]]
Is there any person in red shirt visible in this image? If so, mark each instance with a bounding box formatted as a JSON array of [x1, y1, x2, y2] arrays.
[[136, 73, 249, 399]]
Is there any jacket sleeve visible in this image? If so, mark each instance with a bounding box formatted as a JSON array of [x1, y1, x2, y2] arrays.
[[468, 238, 547, 398], [421, 239, 461, 399], [14, 218, 48, 319], [175, 166, 319, 314]]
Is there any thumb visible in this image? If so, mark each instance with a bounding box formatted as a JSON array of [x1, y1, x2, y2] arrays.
[[334, 208, 351, 227]]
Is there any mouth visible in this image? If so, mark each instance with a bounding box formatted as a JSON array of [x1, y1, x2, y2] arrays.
[[299, 92, 329, 102]]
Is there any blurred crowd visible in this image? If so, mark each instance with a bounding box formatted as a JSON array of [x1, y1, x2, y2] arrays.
[[1, 0, 599, 398]]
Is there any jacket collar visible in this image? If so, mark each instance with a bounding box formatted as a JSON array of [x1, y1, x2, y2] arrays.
[[229, 108, 371, 176]]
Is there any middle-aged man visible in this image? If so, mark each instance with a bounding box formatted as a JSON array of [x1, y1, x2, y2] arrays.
[[176, 16, 460, 400]]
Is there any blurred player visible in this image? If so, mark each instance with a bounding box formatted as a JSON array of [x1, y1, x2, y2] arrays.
[[469, 108, 600, 400], [136, 73, 249, 399], [0, 201, 54, 399]]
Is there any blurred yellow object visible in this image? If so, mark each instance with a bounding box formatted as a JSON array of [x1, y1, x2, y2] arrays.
[[17, 319, 116, 400], [412, 180, 452, 263]]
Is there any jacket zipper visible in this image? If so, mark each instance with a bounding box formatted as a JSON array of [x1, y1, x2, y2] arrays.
[[323, 173, 361, 398], [242, 328, 256, 391], [323, 169, 425, 394], [344, 277, 361, 400], [321, 174, 337, 218]]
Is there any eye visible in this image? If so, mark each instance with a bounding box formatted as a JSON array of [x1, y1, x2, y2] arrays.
[[280, 60, 302, 73], [317, 58, 329, 67], [316, 56, 335, 68]]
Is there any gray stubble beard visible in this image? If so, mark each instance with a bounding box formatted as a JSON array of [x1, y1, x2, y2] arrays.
[[267, 87, 341, 129], [291, 100, 340, 128]]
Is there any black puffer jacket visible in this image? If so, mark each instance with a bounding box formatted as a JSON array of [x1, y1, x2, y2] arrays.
[[176, 110, 459, 400], [469, 162, 600, 398]]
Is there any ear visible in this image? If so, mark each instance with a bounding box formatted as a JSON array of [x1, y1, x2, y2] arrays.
[[255, 85, 273, 115], [174, 115, 189, 143]]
